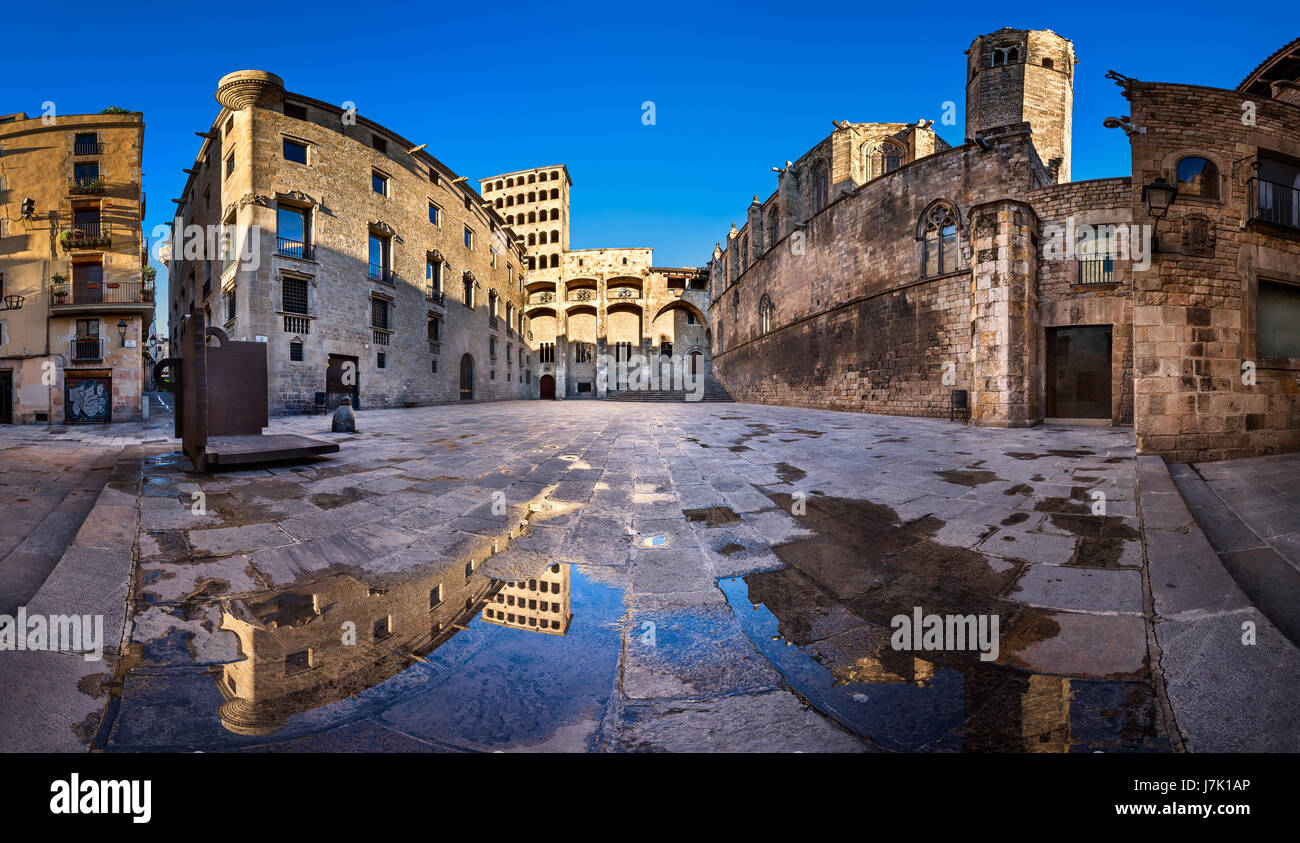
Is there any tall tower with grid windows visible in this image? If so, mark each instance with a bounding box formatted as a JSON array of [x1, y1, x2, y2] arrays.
[[479, 165, 571, 284]]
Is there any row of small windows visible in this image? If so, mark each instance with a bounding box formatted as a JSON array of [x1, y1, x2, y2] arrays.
[[506, 209, 561, 224], [524, 231, 561, 245], [494, 188, 561, 207], [528, 254, 561, 270], [485, 171, 562, 191], [484, 609, 564, 629]]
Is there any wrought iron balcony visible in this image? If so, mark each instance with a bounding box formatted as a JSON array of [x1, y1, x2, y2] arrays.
[[60, 223, 112, 249], [1249, 178, 1300, 231], [70, 336, 108, 361], [74, 141, 105, 156], [426, 288, 446, 305], [369, 263, 395, 284], [1077, 257, 1115, 285], [276, 237, 313, 260], [68, 176, 106, 195]]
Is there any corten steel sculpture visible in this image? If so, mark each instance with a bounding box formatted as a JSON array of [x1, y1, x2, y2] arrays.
[[154, 308, 338, 471]]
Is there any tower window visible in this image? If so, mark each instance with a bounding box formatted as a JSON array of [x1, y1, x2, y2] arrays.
[[1041, 57, 1054, 69]]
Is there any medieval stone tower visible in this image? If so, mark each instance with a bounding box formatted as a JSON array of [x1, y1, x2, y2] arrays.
[[965, 28, 1075, 183]]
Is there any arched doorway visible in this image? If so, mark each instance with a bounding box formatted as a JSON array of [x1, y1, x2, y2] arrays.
[[459, 354, 474, 401], [539, 374, 556, 399]]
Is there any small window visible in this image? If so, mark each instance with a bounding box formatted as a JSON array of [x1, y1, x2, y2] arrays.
[[428, 202, 440, 225], [285, 650, 311, 674], [428, 316, 441, 342], [283, 138, 308, 164], [283, 276, 309, 314], [373, 617, 391, 641], [284, 102, 307, 120], [1041, 57, 1054, 69], [377, 351, 386, 369], [225, 154, 235, 177], [464, 227, 474, 249], [289, 340, 303, 361], [372, 171, 388, 196], [372, 135, 387, 153], [1176, 157, 1219, 199]]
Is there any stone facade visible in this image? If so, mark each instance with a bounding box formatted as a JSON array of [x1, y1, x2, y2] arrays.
[[168, 71, 532, 414], [0, 110, 153, 424], [709, 28, 1300, 462]]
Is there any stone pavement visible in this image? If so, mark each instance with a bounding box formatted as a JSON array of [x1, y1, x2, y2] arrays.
[[0, 400, 1296, 752]]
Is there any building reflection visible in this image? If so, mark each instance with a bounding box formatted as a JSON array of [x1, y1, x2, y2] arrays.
[[215, 559, 572, 735]]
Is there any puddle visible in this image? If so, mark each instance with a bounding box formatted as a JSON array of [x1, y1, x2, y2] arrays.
[[683, 506, 741, 526], [100, 562, 626, 751], [935, 469, 1003, 487]]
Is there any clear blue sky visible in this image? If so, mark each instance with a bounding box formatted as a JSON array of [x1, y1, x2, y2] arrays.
[[3, 0, 1295, 338]]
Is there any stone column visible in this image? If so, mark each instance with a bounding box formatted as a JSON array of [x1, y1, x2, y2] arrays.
[[968, 199, 1040, 427]]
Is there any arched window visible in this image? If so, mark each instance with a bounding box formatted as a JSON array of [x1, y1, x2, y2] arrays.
[[506, 178, 514, 187], [759, 295, 774, 335], [528, 233, 536, 246], [494, 198, 503, 208], [538, 171, 547, 181], [506, 196, 514, 207], [549, 254, 559, 268], [767, 206, 780, 249], [550, 188, 559, 199], [810, 160, 829, 213], [495, 180, 503, 190], [506, 215, 514, 225], [869, 142, 904, 179], [920, 201, 961, 277], [550, 230, 559, 243], [528, 192, 536, 202], [549, 208, 559, 220], [528, 211, 536, 223], [1176, 156, 1219, 199]]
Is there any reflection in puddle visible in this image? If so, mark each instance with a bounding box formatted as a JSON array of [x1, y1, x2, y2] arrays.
[[721, 577, 1169, 752]]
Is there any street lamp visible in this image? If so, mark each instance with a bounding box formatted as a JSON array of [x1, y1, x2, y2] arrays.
[[1142, 176, 1178, 253], [117, 319, 129, 346]]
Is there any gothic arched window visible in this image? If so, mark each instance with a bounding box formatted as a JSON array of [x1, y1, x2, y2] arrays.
[[767, 206, 780, 250], [759, 294, 774, 335], [869, 142, 904, 179], [920, 201, 961, 277], [810, 160, 829, 213]]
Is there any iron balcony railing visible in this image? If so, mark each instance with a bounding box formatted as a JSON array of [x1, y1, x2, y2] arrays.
[[68, 176, 106, 195], [1077, 257, 1115, 284], [70, 336, 108, 361], [60, 222, 112, 249], [276, 237, 312, 260], [369, 263, 395, 284], [1249, 178, 1300, 231], [426, 288, 446, 305], [59, 280, 147, 305], [74, 141, 104, 156]]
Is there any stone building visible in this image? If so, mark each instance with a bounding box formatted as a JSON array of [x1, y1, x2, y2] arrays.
[[0, 109, 154, 424], [481, 168, 713, 399], [167, 71, 533, 414], [709, 28, 1300, 461]]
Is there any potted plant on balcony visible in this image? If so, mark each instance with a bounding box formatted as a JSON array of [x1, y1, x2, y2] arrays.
[[141, 266, 156, 301], [51, 274, 68, 303]]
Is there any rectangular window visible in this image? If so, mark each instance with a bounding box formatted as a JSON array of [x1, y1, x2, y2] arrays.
[[74, 132, 100, 155], [372, 135, 387, 153], [371, 297, 390, 330], [225, 154, 235, 177], [377, 351, 386, 369], [282, 138, 308, 164], [428, 316, 441, 342], [489, 337, 498, 357], [372, 171, 388, 196], [284, 102, 308, 121], [1259, 280, 1300, 358], [276, 205, 310, 259], [73, 162, 99, 186], [282, 277, 309, 314], [285, 650, 311, 675], [368, 233, 391, 282], [289, 340, 304, 361], [426, 259, 443, 298], [428, 202, 440, 226], [225, 286, 236, 322], [464, 227, 474, 250], [429, 585, 443, 608]]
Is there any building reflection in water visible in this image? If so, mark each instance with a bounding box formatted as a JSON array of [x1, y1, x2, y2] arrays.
[[216, 559, 572, 736]]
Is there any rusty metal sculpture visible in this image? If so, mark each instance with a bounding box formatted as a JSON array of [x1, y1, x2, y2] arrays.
[[154, 308, 338, 471]]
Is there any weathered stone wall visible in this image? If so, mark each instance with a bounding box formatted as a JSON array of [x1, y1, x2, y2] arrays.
[[1126, 80, 1300, 460]]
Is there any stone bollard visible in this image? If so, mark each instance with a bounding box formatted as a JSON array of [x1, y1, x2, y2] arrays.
[[331, 396, 356, 433]]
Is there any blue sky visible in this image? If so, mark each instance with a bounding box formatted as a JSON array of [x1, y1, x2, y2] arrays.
[[3, 0, 1295, 338]]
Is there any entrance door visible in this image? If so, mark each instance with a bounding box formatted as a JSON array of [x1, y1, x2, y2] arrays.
[[459, 354, 474, 400], [65, 369, 112, 424], [325, 354, 359, 410], [539, 374, 555, 399], [1046, 326, 1112, 419], [0, 370, 12, 424], [614, 341, 631, 390]]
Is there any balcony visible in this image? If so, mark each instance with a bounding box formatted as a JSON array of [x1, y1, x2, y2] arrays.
[[368, 263, 395, 285], [284, 315, 311, 334], [426, 288, 446, 305], [60, 223, 112, 250], [68, 176, 106, 196], [1249, 178, 1300, 232], [74, 141, 105, 156], [372, 328, 391, 345], [276, 237, 313, 260], [1077, 257, 1115, 285], [489, 315, 499, 329], [52, 280, 153, 312], [70, 336, 108, 361]]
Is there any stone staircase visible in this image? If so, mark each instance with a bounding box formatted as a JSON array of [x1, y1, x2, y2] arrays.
[[603, 376, 734, 403]]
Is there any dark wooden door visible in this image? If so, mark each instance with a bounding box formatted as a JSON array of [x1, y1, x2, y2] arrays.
[[0, 370, 12, 424], [539, 374, 555, 399], [1046, 326, 1112, 419], [459, 354, 474, 401], [325, 354, 359, 410]]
